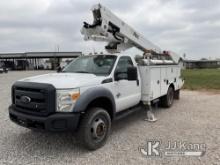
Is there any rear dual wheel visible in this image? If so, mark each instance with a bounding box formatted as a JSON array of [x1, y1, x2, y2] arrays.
[[161, 86, 174, 108]]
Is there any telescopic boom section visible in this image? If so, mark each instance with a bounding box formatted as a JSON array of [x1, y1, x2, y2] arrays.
[[81, 4, 162, 54]]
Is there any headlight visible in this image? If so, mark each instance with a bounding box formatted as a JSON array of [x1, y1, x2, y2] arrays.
[[56, 88, 80, 112]]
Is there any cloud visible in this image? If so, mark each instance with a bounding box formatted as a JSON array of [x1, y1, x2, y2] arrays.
[[0, 0, 219, 59]]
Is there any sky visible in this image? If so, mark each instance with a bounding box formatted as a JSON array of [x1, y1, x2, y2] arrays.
[[0, 0, 220, 60]]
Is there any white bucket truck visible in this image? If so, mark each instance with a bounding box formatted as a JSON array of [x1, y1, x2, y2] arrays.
[[9, 4, 184, 150]]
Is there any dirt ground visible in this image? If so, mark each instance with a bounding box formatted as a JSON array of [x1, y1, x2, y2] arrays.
[[0, 71, 220, 165]]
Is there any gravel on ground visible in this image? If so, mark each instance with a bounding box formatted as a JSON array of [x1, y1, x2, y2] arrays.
[[0, 71, 220, 165]]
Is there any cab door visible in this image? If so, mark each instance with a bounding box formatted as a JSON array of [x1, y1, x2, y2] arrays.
[[113, 56, 141, 112]]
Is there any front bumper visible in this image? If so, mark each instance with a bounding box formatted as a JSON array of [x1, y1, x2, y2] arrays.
[[9, 105, 81, 132]]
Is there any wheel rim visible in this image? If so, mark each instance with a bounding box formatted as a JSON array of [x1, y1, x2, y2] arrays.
[[91, 117, 107, 140]]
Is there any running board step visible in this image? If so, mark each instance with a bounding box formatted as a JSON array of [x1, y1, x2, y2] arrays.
[[114, 106, 143, 121]]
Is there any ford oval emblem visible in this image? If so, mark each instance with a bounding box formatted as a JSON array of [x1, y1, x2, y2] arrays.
[[20, 96, 31, 104]]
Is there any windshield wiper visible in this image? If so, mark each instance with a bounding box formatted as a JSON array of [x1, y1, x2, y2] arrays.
[[74, 71, 94, 74]]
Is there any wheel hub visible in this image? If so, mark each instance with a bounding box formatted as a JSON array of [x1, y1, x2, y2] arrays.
[[91, 118, 106, 139]]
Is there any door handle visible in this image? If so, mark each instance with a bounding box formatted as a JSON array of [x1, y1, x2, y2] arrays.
[[116, 93, 121, 98], [137, 79, 139, 86]]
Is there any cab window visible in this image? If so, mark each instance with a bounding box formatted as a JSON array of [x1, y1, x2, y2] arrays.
[[115, 56, 133, 79]]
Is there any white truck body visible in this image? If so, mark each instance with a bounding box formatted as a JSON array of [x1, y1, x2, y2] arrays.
[[18, 53, 183, 112], [9, 4, 184, 150], [139, 65, 183, 101]]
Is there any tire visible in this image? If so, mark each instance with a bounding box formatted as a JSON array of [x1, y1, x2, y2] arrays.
[[77, 107, 111, 150], [174, 90, 180, 100], [161, 86, 174, 108]]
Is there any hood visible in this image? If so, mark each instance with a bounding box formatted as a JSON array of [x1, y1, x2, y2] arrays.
[[18, 73, 105, 89]]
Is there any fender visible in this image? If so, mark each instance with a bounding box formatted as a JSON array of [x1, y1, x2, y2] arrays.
[[73, 86, 116, 114]]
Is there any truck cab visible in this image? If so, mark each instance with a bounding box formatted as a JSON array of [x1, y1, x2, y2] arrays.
[[9, 54, 142, 150]]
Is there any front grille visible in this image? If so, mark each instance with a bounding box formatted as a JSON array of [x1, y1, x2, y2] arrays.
[[12, 82, 56, 116]]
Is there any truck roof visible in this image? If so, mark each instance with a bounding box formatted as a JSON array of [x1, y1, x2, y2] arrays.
[[82, 54, 133, 58]]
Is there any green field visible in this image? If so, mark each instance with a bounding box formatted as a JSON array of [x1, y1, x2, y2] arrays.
[[182, 69, 220, 90]]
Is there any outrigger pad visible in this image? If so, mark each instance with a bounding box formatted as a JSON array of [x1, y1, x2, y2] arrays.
[[145, 110, 157, 122]]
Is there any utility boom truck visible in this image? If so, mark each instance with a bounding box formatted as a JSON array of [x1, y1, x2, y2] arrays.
[[9, 4, 184, 150]]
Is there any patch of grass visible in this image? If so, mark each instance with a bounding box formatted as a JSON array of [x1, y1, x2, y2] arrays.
[[182, 69, 220, 90]]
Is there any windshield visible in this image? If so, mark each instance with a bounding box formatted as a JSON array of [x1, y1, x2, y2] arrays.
[[63, 55, 117, 76]]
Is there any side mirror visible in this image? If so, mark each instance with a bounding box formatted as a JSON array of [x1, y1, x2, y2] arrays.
[[114, 71, 123, 81], [127, 66, 138, 81]]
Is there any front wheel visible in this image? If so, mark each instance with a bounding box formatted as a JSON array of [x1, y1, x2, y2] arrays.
[[78, 108, 111, 150], [161, 86, 174, 108]]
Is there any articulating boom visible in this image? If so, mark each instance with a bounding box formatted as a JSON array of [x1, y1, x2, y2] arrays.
[[81, 4, 181, 63], [81, 4, 161, 54]]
